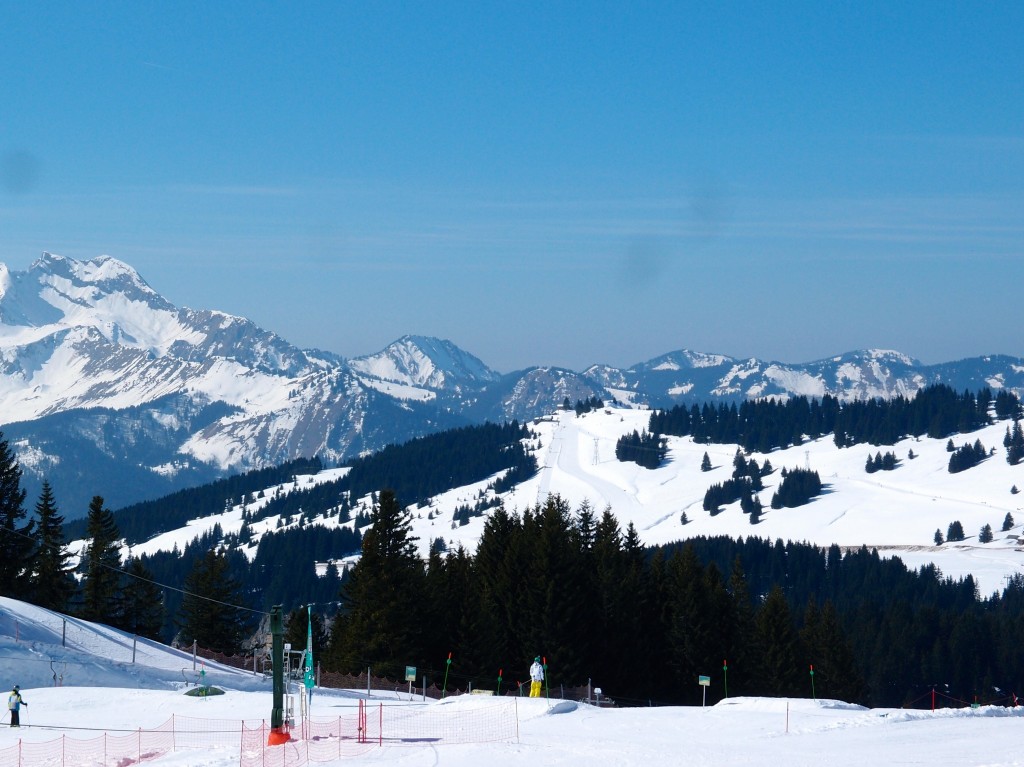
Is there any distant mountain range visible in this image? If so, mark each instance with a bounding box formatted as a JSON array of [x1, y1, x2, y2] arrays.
[[2, 252, 1023, 517]]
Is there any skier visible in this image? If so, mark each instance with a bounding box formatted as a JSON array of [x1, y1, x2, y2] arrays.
[[7, 685, 26, 727], [529, 657, 544, 698]]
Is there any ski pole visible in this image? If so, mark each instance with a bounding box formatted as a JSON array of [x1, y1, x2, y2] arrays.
[[543, 656, 549, 700]]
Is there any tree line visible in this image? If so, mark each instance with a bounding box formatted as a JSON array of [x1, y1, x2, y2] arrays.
[[321, 490, 1024, 708], [647, 385, 1021, 455]]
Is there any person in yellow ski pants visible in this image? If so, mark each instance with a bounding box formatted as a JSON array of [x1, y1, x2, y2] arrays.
[[529, 656, 544, 697]]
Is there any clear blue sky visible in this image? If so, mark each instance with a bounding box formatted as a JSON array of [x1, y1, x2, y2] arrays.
[[2, 2, 1022, 372]]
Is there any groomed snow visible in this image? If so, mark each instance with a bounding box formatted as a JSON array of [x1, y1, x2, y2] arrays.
[[1, 596, 1021, 767]]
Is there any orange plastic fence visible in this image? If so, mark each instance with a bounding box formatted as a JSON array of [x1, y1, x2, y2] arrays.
[[240, 700, 520, 767], [0, 714, 250, 767], [0, 701, 518, 767]]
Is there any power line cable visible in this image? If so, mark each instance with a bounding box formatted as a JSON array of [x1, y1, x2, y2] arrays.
[[1, 521, 269, 616]]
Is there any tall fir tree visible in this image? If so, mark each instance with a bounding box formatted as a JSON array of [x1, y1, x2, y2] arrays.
[[0, 434, 32, 598], [120, 558, 166, 639], [755, 585, 804, 697], [521, 495, 591, 685], [29, 481, 76, 612], [724, 556, 760, 697], [800, 599, 865, 703], [177, 548, 248, 654], [667, 544, 716, 699], [80, 496, 123, 623], [467, 505, 526, 678], [327, 489, 425, 677]]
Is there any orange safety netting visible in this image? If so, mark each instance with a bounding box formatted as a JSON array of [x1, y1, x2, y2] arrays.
[[0, 714, 249, 767], [0, 700, 518, 767], [240, 699, 520, 767]]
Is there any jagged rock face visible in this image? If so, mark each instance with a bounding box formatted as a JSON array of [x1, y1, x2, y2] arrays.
[[1, 253, 1023, 515]]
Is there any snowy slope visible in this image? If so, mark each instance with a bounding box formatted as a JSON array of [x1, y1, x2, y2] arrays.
[[115, 407, 1024, 598], [413, 408, 1024, 596], [0, 595, 1021, 767]]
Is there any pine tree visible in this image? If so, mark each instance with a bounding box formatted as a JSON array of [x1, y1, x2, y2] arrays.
[[1002, 512, 1015, 532], [327, 489, 425, 676], [748, 497, 762, 524], [755, 586, 803, 697], [177, 548, 248, 654], [80, 496, 123, 623], [934, 529, 944, 545], [701, 452, 712, 472], [978, 524, 994, 544], [0, 434, 32, 598], [947, 520, 965, 542], [520, 495, 592, 685], [667, 545, 714, 695], [28, 481, 76, 612], [800, 599, 865, 703], [120, 558, 166, 639], [724, 556, 759, 696]]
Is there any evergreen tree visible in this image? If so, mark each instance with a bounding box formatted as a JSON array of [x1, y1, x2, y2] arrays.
[[120, 558, 166, 639], [770, 468, 822, 509], [468, 505, 526, 677], [177, 548, 248, 654], [28, 481, 76, 612], [667, 545, 715, 696], [748, 497, 762, 525], [0, 434, 32, 598], [946, 520, 965, 542], [1002, 512, 1015, 532], [934, 529, 944, 545], [520, 495, 592, 685], [80, 496, 123, 623], [327, 489, 425, 677], [725, 556, 760, 696], [755, 586, 803, 696], [701, 452, 712, 472], [1007, 422, 1024, 465], [800, 599, 865, 703], [978, 524, 994, 544]]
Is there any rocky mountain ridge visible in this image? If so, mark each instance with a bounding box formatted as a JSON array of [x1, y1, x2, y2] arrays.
[[1, 252, 1022, 516]]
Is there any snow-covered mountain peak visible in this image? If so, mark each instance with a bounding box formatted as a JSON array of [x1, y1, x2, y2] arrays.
[[31, 251, 169, 311], [640, 349, 734, 372], [349, 334, 500, 389]]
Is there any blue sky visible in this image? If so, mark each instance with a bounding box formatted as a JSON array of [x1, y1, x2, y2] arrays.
[[2, 2, 1022, 372]]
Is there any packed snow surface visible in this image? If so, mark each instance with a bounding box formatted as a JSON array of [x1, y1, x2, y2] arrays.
[[0, 596, 1021, 766]]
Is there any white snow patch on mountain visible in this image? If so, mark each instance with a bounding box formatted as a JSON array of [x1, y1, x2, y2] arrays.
[[359, 378, 436, 402], [763, 366, 826, 397]]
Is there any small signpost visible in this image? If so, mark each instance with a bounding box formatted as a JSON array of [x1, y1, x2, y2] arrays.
[[405, 666, 417, 700], [699, 675, 711, 707]]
